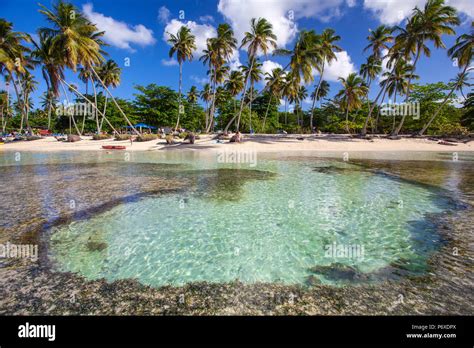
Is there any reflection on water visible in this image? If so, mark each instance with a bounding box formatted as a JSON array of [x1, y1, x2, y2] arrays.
[[2, 150, 472, 288]]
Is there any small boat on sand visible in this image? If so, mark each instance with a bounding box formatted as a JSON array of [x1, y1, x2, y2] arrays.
[[102, 145, 126, 150]]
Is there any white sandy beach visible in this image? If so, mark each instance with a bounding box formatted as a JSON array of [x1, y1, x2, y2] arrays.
[[1, 134, 473, 153]]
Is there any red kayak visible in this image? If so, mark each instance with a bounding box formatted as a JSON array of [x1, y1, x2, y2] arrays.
[[102, 145, 126, 150]]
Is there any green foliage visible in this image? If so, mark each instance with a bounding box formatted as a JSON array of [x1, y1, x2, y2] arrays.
[[136, 134, 158, 142], [92, 134, 111, 140], [115, 134, 131, 141]]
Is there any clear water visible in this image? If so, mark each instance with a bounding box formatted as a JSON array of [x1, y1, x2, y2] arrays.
[[47, 155, 454, 287]]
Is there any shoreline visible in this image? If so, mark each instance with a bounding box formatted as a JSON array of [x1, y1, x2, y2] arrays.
[[1, 134, 473, 153]]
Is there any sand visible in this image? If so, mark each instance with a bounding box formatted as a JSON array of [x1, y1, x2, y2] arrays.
[[1, 134, 473, 153]]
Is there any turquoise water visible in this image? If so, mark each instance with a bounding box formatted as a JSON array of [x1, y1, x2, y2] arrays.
[[47, 156, 454, 287]]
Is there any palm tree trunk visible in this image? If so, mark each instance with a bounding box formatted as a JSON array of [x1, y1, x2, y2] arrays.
[[285, 98, 288, 125], [60, 81, 82, 135], [345, 107, 350, 134], [262, 94, 272, 132], [10, 73, 26, 133], [235, 58, 254, 132], [392, 49, 421, 136], [418, 65, 468, 136], [47, 101, 52, 130], [99, 94, 108, 132], [374, 88, 387, 134], [361, 84, 385, 136], [206, 69, 218, 133], [175, 61, 183, 131], [91, 80, 100, 133], [81, 80, 88, 134], [310, 63, 325, 132], [59, 77, 118, 134]]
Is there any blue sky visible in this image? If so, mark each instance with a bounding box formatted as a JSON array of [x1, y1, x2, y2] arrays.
[[2, 0, 472, 108]]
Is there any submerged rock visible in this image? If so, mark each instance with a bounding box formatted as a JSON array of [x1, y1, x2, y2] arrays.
[[309, 263, 369, 282]]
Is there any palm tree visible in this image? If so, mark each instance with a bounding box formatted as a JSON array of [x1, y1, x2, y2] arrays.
[[0, 19, 31, 133], [224, 70, 244, 132], [40, 89, 57, 130], [336, 73, 368, 133], [97, 59, 121, 132], [241, 59, 262, 132], [21, 71, 38, 134], [262, 67, 285, 132], [167, 26, 196, 131], [200, 83, 212, 130], [310, 28, 341, 131], [187, 85, 199, 119], [38, 1, 136, 136], [364, 25, 394, 59], [236, 18, 277, 131], [359, 55, 382, 135], [391, 0, 459, 135], [78, 66, 95, 131], [295, 85, 308, 129], [204, 24, 237, 133], [380, 59, 418, 133], [310, 80, 329, 131], [419, 26, 473, 135], [0, 90, 8, 133]]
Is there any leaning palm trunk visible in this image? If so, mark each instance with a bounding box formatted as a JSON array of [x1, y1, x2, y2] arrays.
[[418, 66, 468, 136], [392, 49, 421, 136], [59, 77, 118, 134], [10, 73, 27, 133], [60, 81, 82, 136], [310, 63, 325, 132], [99, 94, 108, 132], [361, 84, 385, 136], [235, 59, 254, 132], [91, 78, 100, 133], [91, 67, 140, 136]]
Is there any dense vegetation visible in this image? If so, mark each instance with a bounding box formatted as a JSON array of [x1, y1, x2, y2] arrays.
[[0, 0, 472, 136]]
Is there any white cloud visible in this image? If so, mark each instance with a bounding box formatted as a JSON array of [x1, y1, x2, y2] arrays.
[[158, 6, 171, 24], [364, 0, 473, 25], [163, 19, 217, 56], [83, 3, 155, 51], [217, 0, 348, 50], [161, 58, 178, 67], [315, 51, 356, 82], [261, 60, 283, 77], [191, 75, 209, 85]]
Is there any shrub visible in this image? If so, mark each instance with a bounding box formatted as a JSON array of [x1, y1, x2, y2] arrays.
[[165, 134, 175, 144], [437, 123, 469, 137], [136, 134, 158, 142], [92, 134, 111, 140], [115, 134, 131, 141], [178, 132, 188, 139]]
